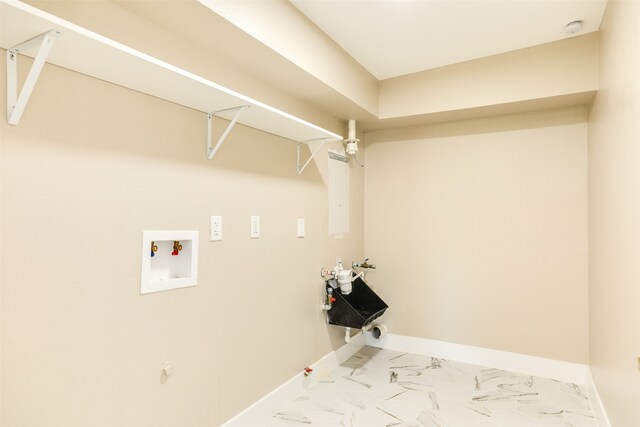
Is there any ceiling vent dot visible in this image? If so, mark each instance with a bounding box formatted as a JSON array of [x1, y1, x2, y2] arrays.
[[565, 20, 584, 34]]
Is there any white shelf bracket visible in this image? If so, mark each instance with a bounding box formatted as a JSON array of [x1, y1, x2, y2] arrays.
[[207, 105, 249, 160], [296, 137, 336, 176], [6, 30, 59, 125]]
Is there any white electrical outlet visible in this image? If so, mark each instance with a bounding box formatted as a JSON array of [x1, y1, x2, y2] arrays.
[[297, 218, 305, 238], [210, 216, 222, 241], [250, 215, 260, 238]]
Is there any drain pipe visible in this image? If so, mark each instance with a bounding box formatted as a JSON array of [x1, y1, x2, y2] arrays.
[[345, 324, 373, 343]]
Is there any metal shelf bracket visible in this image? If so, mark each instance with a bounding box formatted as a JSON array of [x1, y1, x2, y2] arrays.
[[296, 137, 337, 176], [207, 105, 249, 160], [6, 30, 59, 125]]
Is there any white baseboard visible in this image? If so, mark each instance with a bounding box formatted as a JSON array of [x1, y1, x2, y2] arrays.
[[365, 332, 588, 384], [586, 367, 612, 427], [220, 333, 365, 427]]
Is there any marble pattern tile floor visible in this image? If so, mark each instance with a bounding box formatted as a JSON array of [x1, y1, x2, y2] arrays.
[[266, 347, 599, 427]]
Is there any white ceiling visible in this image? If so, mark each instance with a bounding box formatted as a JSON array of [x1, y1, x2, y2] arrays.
[[291, 0, 608, 80]]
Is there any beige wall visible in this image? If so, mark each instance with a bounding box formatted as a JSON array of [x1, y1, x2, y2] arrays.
[[364, 107, 588, 363], [379, 34, 597, 120], [588, 0, 640, 425], [0, 56, 364, 426]]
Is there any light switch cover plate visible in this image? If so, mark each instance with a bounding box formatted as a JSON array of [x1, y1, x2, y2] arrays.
[[210, 216, 222, 241], [250, 215, 260, 238]]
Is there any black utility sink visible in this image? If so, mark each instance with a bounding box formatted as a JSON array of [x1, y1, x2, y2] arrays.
[[326, 276, 388, 329]]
